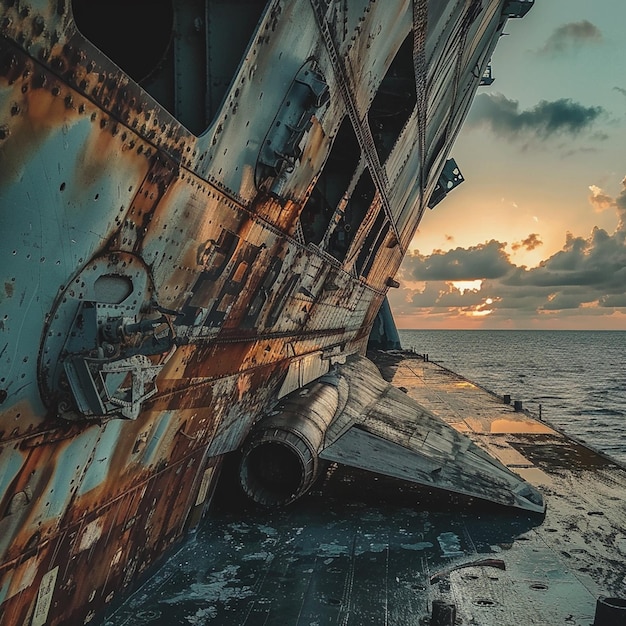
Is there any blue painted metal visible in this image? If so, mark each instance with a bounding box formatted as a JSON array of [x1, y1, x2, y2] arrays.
[[0, 1, 535, 624]]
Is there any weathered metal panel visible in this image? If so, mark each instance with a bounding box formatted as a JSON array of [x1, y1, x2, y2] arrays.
[[202, 2, 324, 203], [278, 351, 329, 399], [0, 0, 529, 623], [319, 356, 544, 512], [346, 0, 413, 119]]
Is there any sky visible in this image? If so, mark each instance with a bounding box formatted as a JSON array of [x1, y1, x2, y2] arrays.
[[389, 0, 626, 330]]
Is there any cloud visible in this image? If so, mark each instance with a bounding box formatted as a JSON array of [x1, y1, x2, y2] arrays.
[[468, 93, 604, 140], [405, 240, 513, 281], [590, 178, 626, 230], [601, 293, 626, 307], [537, 20, 603, 55], [589, 184, 614, 212], [503, 228, 624, 290], [615, 177, 626, 231], [512, 233, 542, 251], [614, 86, 626, 99], [390, 177, 626, 325]]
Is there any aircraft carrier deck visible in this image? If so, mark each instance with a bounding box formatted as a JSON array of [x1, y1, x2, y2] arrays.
[[102, 352, 626, 626]]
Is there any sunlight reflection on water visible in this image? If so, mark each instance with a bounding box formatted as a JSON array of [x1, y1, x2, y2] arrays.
[[398, 330, 626, 464]]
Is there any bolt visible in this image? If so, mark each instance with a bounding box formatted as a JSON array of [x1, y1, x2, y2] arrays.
[[32, 15, 45, 36]]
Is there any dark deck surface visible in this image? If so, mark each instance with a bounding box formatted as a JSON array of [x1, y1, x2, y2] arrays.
[[103, 353, 626, 625]]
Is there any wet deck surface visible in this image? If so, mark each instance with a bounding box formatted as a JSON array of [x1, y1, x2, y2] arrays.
[[103, 353, 626, 625]]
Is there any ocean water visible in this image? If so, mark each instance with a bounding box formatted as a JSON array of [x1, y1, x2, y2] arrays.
[[398, 329, 626, 465]]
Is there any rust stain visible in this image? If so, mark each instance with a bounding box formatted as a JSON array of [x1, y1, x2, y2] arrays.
[[0, 0, 525, 624], [0, 78, 79, 184], [253, 192, 302, 233], [23, 84, 72, 129]]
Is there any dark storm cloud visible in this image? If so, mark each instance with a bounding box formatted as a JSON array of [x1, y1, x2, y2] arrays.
[[538, 20, 603, 55], [468, 93, 605, 140], [405, 240, 513, 281]]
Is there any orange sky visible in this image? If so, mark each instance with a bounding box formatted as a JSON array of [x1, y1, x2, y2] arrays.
[[390, 1, 626, 330]]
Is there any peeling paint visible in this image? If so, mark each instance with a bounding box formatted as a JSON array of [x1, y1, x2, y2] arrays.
[[0, 0, 527, 624]]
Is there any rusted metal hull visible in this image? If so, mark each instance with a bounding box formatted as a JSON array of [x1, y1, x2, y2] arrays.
[[0, 1, 532, 624]]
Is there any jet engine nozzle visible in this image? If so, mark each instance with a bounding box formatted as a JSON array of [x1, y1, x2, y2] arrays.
[[238, 356, 546, 515], [238, 381, 339, 507]]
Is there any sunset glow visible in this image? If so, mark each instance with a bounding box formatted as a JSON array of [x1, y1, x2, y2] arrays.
[[451, 280, 482, 294], [390, 1, 626, 330]]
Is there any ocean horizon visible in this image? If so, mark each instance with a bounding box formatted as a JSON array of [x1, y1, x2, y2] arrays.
[[397, 328, 626, 465]]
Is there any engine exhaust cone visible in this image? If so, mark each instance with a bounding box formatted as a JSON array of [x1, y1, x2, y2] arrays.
[[593, 596, 626, 626], [239, 429, 317, 507]]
